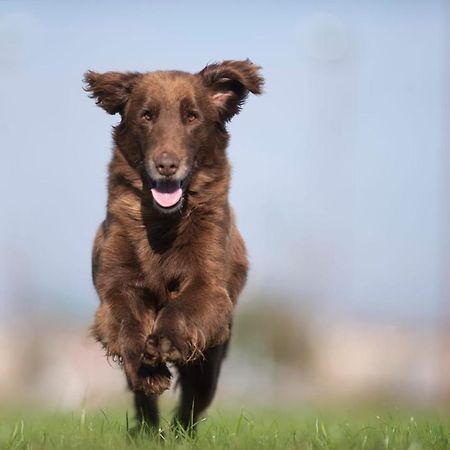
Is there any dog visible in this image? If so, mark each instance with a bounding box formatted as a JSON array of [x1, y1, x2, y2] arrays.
[[84, 60, 263, 430]]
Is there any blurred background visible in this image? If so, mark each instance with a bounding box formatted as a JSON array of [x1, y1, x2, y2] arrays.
[[0, 0, 449, 411]]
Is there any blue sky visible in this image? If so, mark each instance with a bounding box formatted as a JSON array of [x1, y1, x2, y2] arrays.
[[0, 1, 447, 325]]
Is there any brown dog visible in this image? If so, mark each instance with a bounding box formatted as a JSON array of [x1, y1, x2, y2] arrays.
[[84, 60, 263, 430]]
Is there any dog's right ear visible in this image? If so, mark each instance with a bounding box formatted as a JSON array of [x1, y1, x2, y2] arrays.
[[83, 71, 143, 115]]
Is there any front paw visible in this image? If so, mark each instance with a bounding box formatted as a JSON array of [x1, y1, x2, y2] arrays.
[[143, 334, 185, 365], [121, 350, 172, 395], [143, 307, 212, 365], [136, 363, 172, 395], [143, 322, 209, 365]]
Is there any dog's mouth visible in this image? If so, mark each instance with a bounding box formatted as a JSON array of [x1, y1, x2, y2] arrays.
[[150, 179, 184, 210]]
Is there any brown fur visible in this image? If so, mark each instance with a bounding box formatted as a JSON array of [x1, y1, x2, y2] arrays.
[[84, 60, 263, 429]]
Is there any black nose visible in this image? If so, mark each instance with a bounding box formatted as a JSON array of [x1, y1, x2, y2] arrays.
[[155, 152, 179, 177]]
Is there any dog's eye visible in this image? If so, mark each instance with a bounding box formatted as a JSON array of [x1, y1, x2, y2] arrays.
[[186, 112, 198, 123], [142, 111, 153, 122]]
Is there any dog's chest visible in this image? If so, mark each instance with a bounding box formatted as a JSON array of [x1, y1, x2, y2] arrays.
[[138, 241, 193, 305]]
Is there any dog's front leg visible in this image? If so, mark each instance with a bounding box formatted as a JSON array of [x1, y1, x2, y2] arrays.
[[93, 289, 171, 394], [143, 281, 233, 365]]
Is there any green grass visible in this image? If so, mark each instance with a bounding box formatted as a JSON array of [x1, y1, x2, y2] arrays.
[[0, 407, 449, 450]]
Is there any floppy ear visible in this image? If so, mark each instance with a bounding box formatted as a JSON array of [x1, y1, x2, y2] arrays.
[[198, 59, 264, 121], [83, 71, 143, 115]]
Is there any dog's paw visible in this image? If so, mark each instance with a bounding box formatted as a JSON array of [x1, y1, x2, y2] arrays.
[[136, 363, 172, 395], [122, 350, 172, 395], [142, 334, 184, 365]]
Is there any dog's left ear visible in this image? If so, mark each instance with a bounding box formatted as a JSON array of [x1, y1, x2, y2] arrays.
[[83, 70, 143, 115], [198, 59, 264, 122]]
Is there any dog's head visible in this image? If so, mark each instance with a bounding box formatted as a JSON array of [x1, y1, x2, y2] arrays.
[[84, 60, 263, 213]]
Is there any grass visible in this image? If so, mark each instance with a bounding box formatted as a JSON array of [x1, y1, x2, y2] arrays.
[[0, 407, 449, 450]]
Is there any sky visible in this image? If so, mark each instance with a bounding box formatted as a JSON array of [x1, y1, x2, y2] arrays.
[[0, 0, 448, 325]]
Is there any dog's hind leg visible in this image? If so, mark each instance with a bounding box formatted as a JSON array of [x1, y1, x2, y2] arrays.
[[174, 341, 229, 432], [133, 391, 160, 430]]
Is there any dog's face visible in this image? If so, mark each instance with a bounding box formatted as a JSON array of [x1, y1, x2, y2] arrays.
[[84, 60, 263, 213]]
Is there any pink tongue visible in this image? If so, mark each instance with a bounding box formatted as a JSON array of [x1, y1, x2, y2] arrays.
[[151, 187, 182, 208]]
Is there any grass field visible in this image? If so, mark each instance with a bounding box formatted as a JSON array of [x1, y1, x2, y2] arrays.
[[0, 407, 449, 450]]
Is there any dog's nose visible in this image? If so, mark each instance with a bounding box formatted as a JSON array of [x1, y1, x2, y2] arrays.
[[155, 152, 179, 177]]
